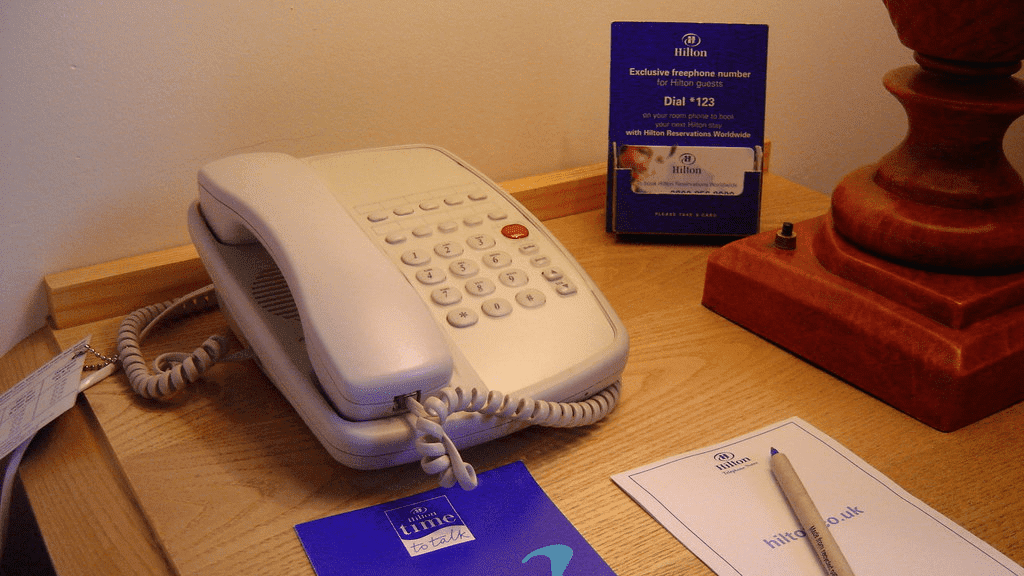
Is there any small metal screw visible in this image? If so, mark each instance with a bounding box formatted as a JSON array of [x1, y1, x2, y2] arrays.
[[774, 222, 797, 250]]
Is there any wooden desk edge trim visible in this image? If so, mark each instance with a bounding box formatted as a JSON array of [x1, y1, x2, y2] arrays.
[[44, 162, 611, 329], [44, 141, 772, 330]]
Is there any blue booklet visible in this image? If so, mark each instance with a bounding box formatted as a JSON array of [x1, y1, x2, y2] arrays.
[[607, 21, 769, 236], [295, 461, 616, 575]]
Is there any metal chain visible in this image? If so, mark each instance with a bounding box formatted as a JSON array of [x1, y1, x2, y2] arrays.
[[80, 343, 119, 371]]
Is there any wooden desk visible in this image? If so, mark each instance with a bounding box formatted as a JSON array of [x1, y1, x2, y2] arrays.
[[6, 167, 1023, 575]]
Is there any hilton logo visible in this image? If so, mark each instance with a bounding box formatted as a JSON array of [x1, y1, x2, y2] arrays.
[[714, 451, 753, 472], [673, 153, 702, 175], [675, 34, 708, 57], [385, 496, 475, 557]]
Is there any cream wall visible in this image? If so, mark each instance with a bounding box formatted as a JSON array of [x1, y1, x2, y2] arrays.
[[2, 0, 1022, 356]]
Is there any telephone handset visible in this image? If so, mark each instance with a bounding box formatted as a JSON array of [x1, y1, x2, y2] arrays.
[[196, 150, 453, 421], [187, 145, 628, 488]]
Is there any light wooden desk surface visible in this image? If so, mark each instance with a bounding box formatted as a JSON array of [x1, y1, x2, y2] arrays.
[[5, 167, 1023, 575]]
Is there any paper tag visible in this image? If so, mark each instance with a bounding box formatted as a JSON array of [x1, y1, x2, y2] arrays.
[[0, 337, 90, 459]]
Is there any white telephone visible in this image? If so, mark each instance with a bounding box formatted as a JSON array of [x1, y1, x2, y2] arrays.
[[181, 145, 627, 488]]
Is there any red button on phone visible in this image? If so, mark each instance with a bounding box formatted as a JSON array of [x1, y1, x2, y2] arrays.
[[501, 224, 529, 239]]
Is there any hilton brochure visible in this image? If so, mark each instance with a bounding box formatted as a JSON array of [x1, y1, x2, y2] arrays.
[[296, 461, 616, 575], [607, 21, 768, 236], [612, 417, 1023, 576]]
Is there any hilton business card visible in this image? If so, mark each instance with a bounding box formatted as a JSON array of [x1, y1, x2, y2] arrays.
[[607, 21, 768, 236]]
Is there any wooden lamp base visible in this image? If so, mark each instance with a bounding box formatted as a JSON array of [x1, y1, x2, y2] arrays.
[[702, 1, 1024, 432], [702, 210, 1024, 432]]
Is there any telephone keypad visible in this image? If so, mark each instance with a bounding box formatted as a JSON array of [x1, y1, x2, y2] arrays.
[[530, 255, 551, 267], [553, 279, 577, 295], [401, 249, 431, 266], [431, 286, 462, 306], [501, 224, 530, 239], [415, 267, 446, 285], [518, 241, 540, 254], [540, 267, 563, 281], [498, 269, 528, 288], [434, 241, 464, 258], [464, 278, 496, 297], [481, 298, 513, 318], [446, 308, 479, 328], [449, 259, 479, 278], [516, 288, 546, 308], [466, 234, 496, 250], [482, 251, 512, 269], [371, 186, 580, 329]]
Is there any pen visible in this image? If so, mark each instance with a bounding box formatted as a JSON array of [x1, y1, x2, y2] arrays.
[[770, 447, 857, 576]]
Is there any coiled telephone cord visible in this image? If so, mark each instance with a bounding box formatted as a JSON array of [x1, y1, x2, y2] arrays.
[[406, 380, 622, 490], [117, 284, 237, 400]]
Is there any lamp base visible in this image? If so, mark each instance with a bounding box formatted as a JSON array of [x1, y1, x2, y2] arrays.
[[701, 212, 1024, 431]]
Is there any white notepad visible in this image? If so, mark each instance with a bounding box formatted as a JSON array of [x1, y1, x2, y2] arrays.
[[612, 417, 1022, 576]]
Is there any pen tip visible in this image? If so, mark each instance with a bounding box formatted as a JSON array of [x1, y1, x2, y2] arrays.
[[770, 447, 778, 456]]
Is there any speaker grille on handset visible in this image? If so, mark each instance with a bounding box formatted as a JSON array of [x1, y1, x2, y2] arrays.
[[251, 265, 300, 320]]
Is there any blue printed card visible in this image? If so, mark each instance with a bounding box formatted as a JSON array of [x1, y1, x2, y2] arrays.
[[607, 22, 769, 236], [295, 461, 616, 575]]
